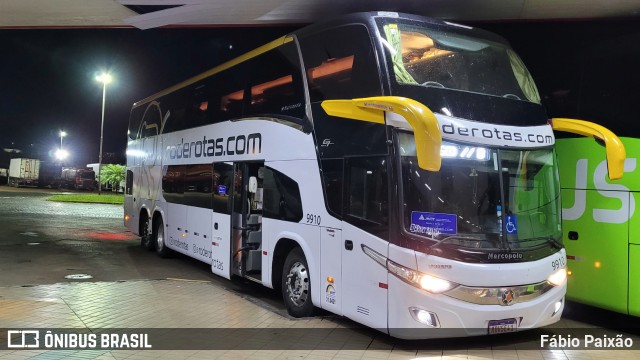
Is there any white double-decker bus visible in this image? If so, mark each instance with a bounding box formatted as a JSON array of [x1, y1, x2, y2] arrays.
[[124, 12, 625, 338]]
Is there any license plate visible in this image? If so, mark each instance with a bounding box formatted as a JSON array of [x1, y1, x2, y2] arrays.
[[488, 318, 518, 334]]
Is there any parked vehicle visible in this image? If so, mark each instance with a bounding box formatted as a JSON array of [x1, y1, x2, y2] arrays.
[[0, 168, 7, 185], [61, 167, 96, 190], [557, 137, 639, 316], [124, 12, 625, 339], [8, 158, 40, 187], [38, 161, 63, 188]]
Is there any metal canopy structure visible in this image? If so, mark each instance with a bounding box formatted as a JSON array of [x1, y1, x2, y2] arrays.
[[1, 0, 639, 29]]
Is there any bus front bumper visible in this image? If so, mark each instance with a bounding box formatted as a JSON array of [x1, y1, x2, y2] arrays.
[[387, 276, 565, 339]]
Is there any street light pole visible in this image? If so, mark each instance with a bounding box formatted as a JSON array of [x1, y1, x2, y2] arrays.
[[59, 130, 67, 166], [96, 73, 112, 196], [59, 130, 66, 150]]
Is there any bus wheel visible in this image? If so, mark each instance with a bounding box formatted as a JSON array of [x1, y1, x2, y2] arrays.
[[282, 247, 314, 317], [140, 216, 154, 251], [154, 217, 171, 258]]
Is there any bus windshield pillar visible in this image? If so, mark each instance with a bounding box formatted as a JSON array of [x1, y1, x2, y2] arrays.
[[322, 96, 442, 171]]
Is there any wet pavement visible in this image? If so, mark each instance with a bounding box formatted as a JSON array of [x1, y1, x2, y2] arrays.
[[0, 186, 285, 307], [1, 187, 640, 359]]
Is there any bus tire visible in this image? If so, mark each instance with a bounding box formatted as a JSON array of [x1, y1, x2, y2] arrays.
[[140, 215, 154, 251], [281, 247, 314, 317], [154, 217, 171, 258]]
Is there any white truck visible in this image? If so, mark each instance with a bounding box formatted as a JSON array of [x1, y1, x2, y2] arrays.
[[8, 158, 40, 187]]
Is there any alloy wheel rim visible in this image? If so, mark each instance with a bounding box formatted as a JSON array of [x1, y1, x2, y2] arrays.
[[286, 261, 309, 306]]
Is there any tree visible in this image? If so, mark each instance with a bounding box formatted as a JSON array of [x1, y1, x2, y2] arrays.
[[99, 164, 125, 192]]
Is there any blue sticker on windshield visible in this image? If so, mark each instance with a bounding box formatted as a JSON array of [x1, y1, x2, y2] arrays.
[[410, 211, 457, 236], [505, 214, 518, 234], [217, 185, 227, 196]]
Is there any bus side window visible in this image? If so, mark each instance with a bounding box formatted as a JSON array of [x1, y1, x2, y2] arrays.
[[245, 42, 305, 120], [187, 82, 211, 129], [321, 159, 343, 218], [138, 102, 163, 138], [125, 170, 133, 195], [162, 165, 185, 205], [299, 24, 382, 103], [212, 163, 234, 214], [344, 156, 389, 236], [184, 164, 213, 209], [262, 167, 303, 222], [211, 64, 247, 123], [162, 90, 187, 134]]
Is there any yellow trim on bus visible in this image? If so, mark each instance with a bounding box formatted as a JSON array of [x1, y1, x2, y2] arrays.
[[551, 118, 626, 180], [133, 35, 294, 108], [322, 96, 442, 171]]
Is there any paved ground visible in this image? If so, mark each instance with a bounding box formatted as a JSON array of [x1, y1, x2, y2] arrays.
[[1, 187, 640, 359], [0, 189, 210, 286], [0, 186, 285, 311]]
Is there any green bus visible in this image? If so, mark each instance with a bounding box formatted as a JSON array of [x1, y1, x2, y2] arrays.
[[557, 137, 639, 315]]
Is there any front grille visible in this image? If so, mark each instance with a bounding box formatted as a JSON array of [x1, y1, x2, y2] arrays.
[[445, 281, 554, 306]]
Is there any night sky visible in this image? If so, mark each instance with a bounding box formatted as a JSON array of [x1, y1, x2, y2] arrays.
[[1, 18, 638, 168], [0, 26, 295, 167]]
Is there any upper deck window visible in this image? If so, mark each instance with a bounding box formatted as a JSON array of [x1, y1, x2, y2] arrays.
[[299, 24, 382, 102], [244, 43, 305, 120], [377, 19, 541, 104]]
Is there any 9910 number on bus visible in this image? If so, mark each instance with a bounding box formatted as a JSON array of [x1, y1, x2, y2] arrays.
[[551, 256, 566, 271], [306, 214, 321, 226]]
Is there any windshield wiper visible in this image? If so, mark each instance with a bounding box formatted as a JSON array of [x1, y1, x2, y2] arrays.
[[509, 236, 563, 250], [427, 234, 500, 252], [421, 81, 446, 88], [502, 93, 521, 100]]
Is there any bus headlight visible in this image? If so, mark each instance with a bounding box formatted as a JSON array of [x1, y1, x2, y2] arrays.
[[419, 274, 457, 293], [547, 268, 567, 286], [387, 260, 458, 294]]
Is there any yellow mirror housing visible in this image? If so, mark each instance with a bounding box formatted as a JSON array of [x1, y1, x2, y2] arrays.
[[551, 118, 626, 180], [322, 96, 442, 171]]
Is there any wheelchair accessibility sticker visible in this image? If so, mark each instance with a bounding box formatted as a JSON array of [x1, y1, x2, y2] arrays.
[[505, 215, 518, 234]]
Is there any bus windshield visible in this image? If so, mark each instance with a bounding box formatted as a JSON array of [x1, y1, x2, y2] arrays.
[[377, 18, 541, 104], [397, 132, 561, 251]]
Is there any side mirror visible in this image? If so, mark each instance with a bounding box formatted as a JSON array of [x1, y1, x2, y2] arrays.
[[551, 118, 626, 180], [321, 96, 442, 171]]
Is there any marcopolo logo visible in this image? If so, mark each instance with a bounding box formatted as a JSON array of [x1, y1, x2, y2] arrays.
[[488, 252, 524, 261], [167, 133, 262, 160]]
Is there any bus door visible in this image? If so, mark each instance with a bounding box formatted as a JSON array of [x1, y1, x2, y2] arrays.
[[211, 162, 234, 279], [341, 156, 389, 330], [229, 162, 265, 280]]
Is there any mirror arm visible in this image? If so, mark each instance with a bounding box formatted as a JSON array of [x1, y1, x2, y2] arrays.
[[321, 96, 442, 171], [551, 118, 626, 180]]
